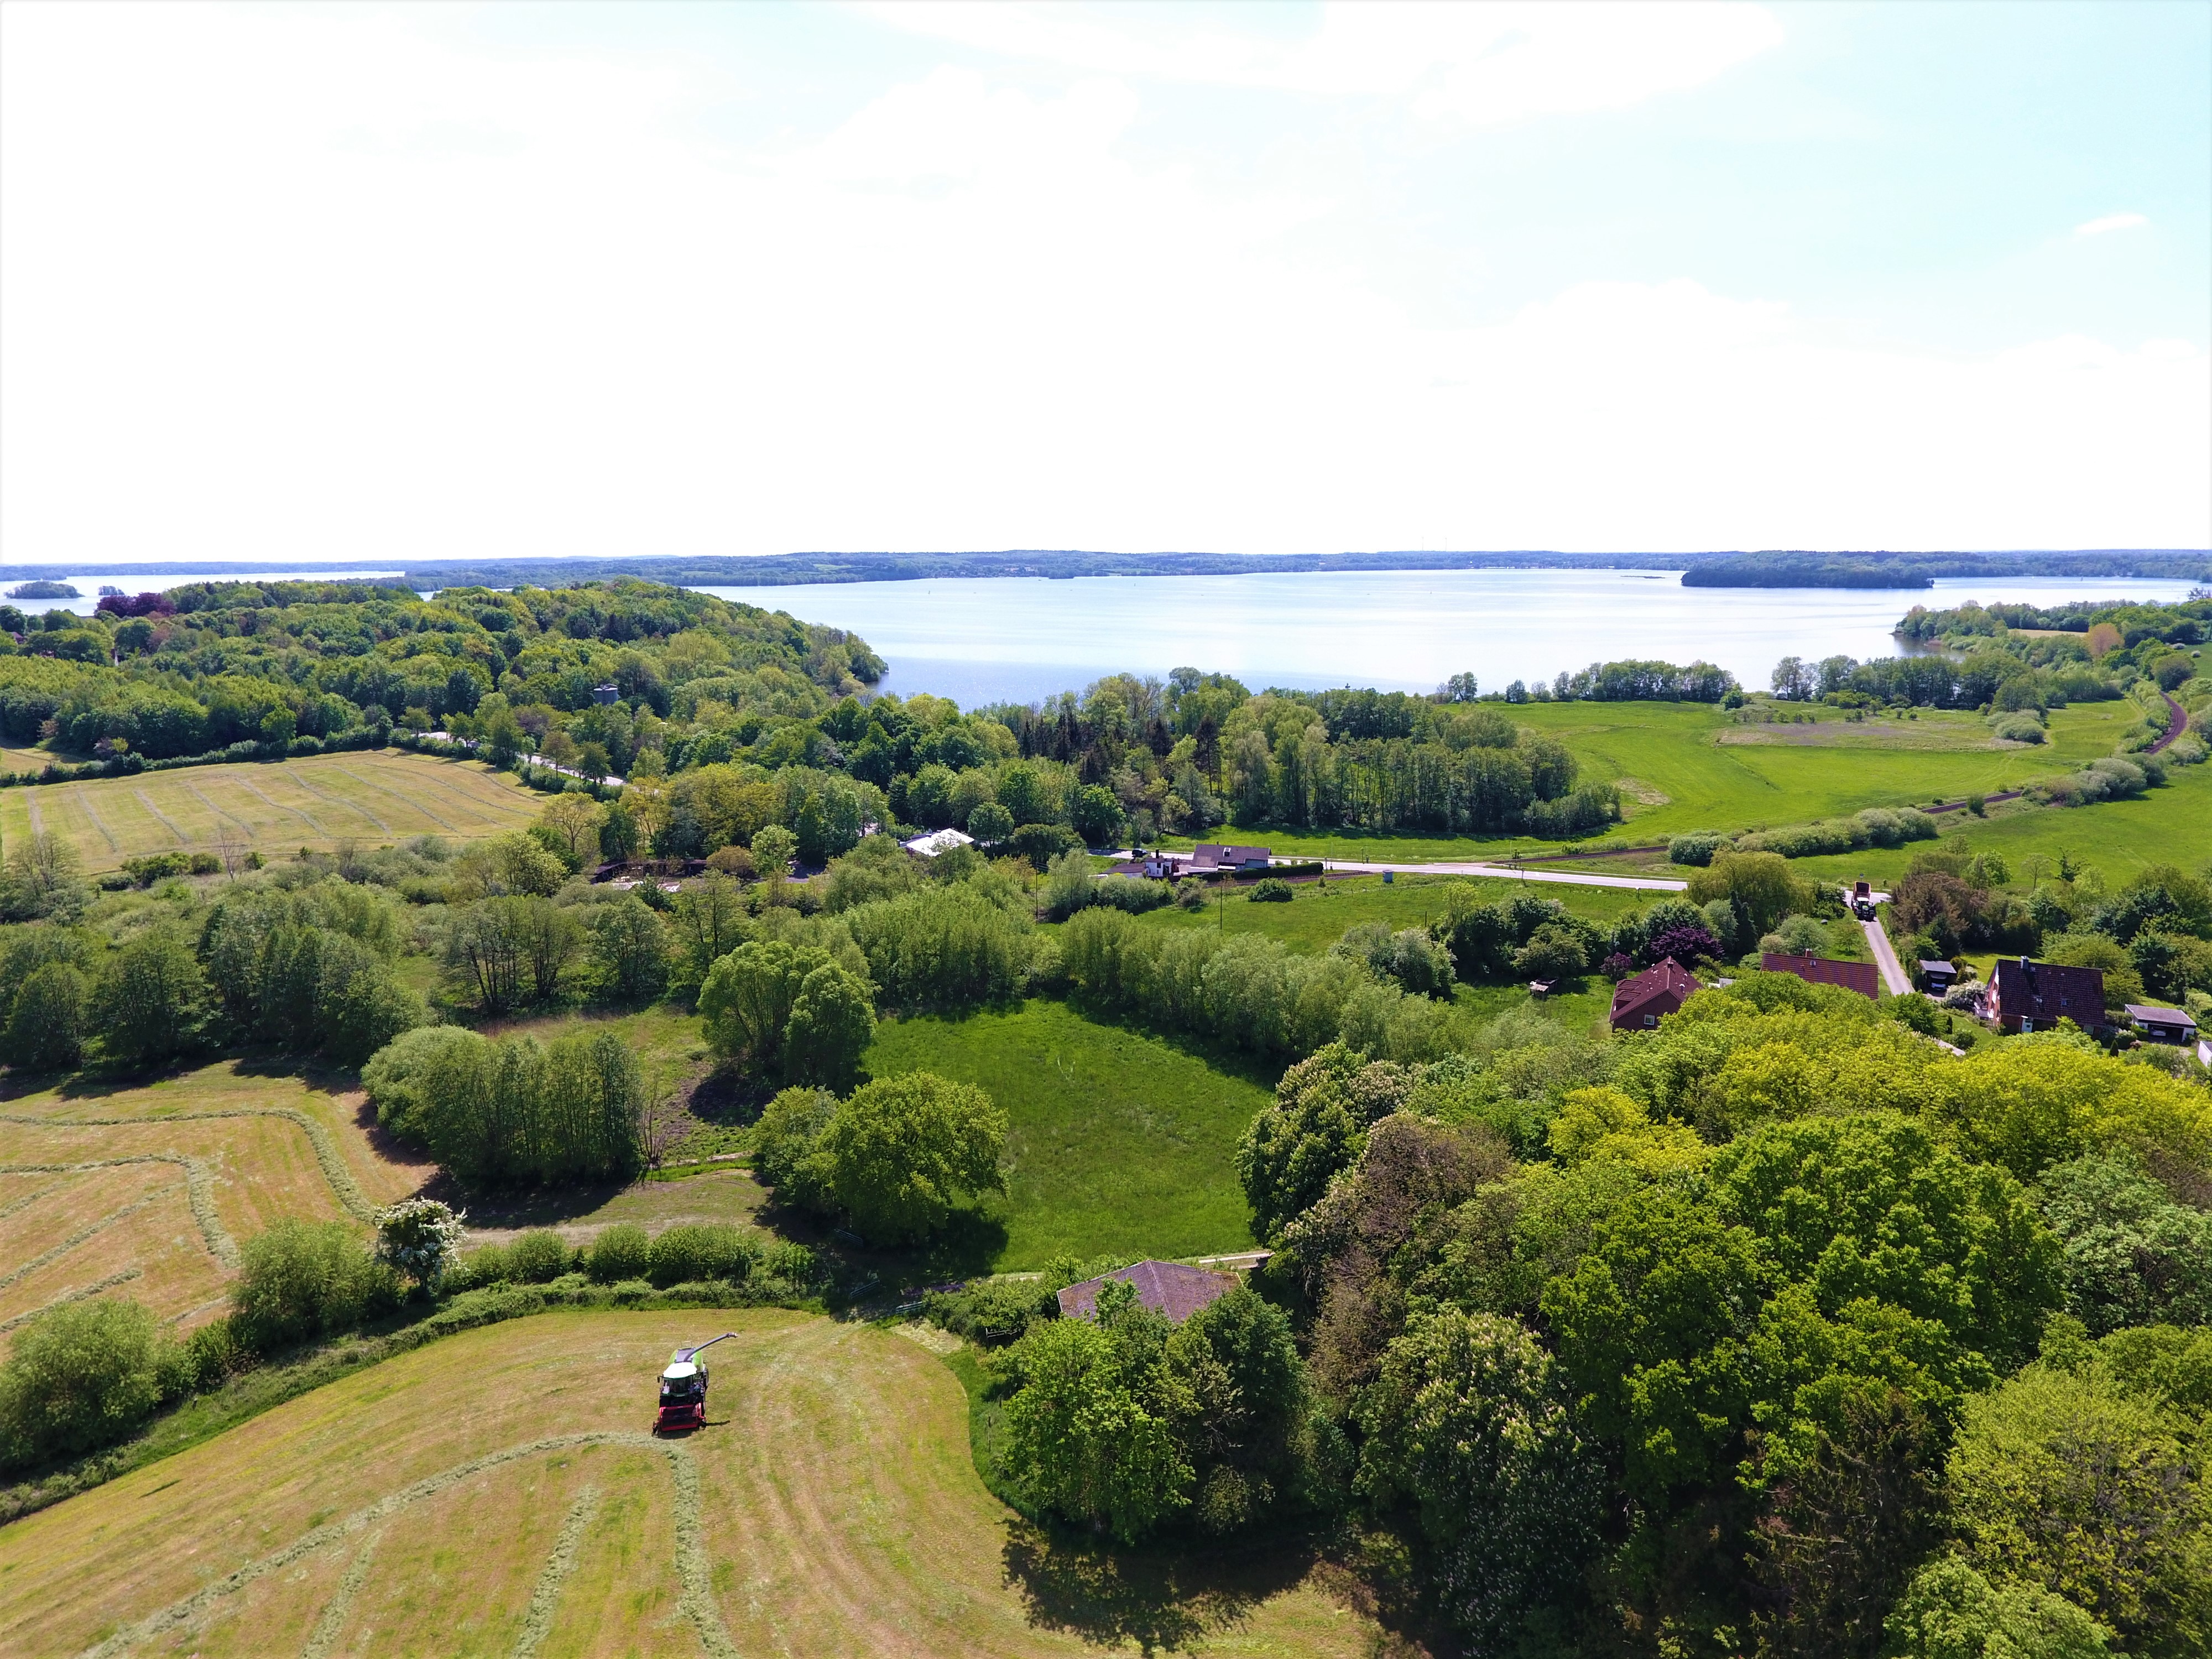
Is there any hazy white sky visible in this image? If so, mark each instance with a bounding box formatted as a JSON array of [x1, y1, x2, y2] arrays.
[[2, 1, 2205, 564]]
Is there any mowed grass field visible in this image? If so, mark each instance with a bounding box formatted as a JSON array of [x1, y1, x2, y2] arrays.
[[0, 750, 541, 873], [866, 1002, 1273, 1270], [1119, 872, 1648, 952], [1185, 699, 2150, 862], [0, 1310, 1386, 1658], [0, 1063, 432, 1346]]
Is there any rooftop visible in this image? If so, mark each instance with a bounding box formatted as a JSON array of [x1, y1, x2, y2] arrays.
[[1057, 1260, 1239, 1324]]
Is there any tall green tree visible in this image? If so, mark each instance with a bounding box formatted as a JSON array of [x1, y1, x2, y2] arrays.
[[0, 962, 87, 1071], [819, 1072, 1004, 1243], [91, 929, 209, 1066]]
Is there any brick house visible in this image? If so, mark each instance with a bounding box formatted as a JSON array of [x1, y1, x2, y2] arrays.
[[1988, 957, 2106, 1035], [1760, 952, 1880, 1000]]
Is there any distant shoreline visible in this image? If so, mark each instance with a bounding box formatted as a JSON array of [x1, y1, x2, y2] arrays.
[[3, 546, 2205, 589]]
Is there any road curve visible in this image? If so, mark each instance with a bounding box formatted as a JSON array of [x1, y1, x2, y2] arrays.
[[2148, 692, 2188, 755]]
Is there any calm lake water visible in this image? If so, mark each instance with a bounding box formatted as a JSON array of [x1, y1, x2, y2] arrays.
[[693, 571, 2205, 707], [15, 566, 2199, 709]]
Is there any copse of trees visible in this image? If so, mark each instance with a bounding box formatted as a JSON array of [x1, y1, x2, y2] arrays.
[[362, 1025, 646, 1188], [750, 1072, 1006, 1244], [698, 939, 876, 1089]]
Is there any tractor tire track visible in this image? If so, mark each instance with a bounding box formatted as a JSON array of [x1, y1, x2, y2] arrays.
[[24, 793, 46, 837], [300, 1526, 384, 1659], [2, 1108, 376, 1226], [509, 1485, 600, 1659], [76, 1433, 737, 1659], [129, 788, 190, 847], [0, 1183, 180, 1293], [0, 1155, 237, 1269], [0, 1268, 143, 1334]]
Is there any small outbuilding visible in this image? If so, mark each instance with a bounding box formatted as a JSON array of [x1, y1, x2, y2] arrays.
[[1989, 957, 2106, 1035], [592, 684, 621, 705], [1057, 1260, 1239, 1325], [901, 827, 975, 858], [1918, 960, 1960, 994], [1761, 952, 1881, 1000], [1610, 957, 1699, 1031], [2127, 1004, 2199, 1046]]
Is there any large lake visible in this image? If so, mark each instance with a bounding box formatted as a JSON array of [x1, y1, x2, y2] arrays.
[[20, 566, 2201, 708], [693, 571, 2204, 707]]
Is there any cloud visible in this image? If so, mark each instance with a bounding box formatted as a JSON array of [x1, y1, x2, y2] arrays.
[[0, 4, 2204, 565], [2074, 211, 2150, 237], [854, 1, 1787, 128]]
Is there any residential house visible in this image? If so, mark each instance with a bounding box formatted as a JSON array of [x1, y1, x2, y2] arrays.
[[1610, 957, 1699, 1031], [1057, 1260, 1239, 1324], [1988, 957, 2106, 1035]]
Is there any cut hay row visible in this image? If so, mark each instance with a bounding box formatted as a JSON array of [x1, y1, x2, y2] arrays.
[[74, 1432, 738, 1659], [0, 1269, 143, 1335], [0, 1156, 235, 1267], [1, 1109, 377, 1226], [299, 1527, 385, 1659], [509, 1485, 599, 1659], [0, 1179, 63, 1225], [0, 1184, 179, 1294]]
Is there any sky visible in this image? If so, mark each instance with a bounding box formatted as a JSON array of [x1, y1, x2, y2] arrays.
[[2, 0, 2206, 566]]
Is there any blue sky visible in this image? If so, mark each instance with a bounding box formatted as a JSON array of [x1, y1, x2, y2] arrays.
[[2, 1, 2205, 563]]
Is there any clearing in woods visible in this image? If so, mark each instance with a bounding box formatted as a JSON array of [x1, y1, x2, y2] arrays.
[[0, 750, 542, 872], [0, 1062, 431, 1345], [0, 1310, 1387, 1658]]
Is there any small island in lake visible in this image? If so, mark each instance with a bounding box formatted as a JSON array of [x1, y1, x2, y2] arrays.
[[6, 579, 81, 599]]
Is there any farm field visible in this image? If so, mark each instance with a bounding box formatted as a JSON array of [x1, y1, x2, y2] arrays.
[[1167, 699, 2151, 863], [1121, 872, 1648, 952], [0, 1309, 1385, 1658], [865, 1001, 1272, 1270], [0, 1063, 430, 1345], [1790, 759, 2212, 890], [0, 750, 542, 873]]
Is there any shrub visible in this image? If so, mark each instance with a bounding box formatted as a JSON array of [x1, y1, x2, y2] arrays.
[[232, 1219, 402, 1350], [1246, 877, 1293, 902], [587, 1223, 651, 1283], [844, 885, 1034, 1009], [507, 1229, 573, 1284], [704, 844, 756, 878], [754, 1086, 838, 1211], [373, 1197, 465, 1287], [645, 1223, 758, 1287], [362, 1025, 481, 1145], [1668, 832, 1727, 867], [925, 1277, 1057, 1344], [0, 1298, 179, 1470]]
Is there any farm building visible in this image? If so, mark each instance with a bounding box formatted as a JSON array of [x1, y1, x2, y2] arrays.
[[1988, 957, 2106, 1035], [901, 827, 975, 858], [1188, 844, 1274, 872], [2127, 1004, 2199, 1045], [1760, 952, 1880, 1000], [1057, 1260, 1238, 1324], [1610, 957, 1699, 1031]]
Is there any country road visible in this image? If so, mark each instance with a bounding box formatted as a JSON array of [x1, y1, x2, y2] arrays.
[[1862, 910, 1913, 995]]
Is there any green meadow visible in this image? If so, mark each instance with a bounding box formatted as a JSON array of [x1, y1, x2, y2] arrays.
[[863, 1000, 1272, 1270], [1159, 698, 2152, 863], [1119, 870, 1650, 950]]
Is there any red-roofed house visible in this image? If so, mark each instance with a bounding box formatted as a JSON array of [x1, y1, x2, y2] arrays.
[[1610, 957, 1699, 1032], [1760, 952, 1880, 1000], [1057, 1260, 1239, 1324]]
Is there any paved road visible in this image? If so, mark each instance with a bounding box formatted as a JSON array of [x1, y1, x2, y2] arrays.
[[1320, 859, 1688, 893], [1862, 911, 1913, 995]]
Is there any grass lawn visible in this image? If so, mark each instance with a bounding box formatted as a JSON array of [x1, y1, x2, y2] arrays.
[[0, 1309, 1386, 1657], [0, 749, 541, 873], [865, 1000, 1272, 1270], [1151, 700, 2153, 862]]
